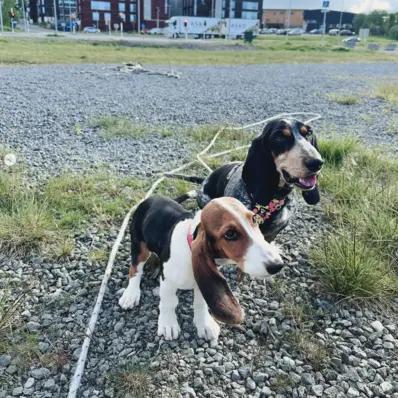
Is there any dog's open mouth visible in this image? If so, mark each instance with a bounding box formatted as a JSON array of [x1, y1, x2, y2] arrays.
[[282, 170, 317, 190]]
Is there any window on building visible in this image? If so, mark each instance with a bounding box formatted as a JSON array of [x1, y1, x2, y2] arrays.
[[91, 1, 110, 10], [130, 3, 136, 12], [241, 10, 257, 19], [104, 12, 111, 22], [118, 2, 125, 11], [131, 14, 136, 21], [242, 1, 258, 10], [92, 11, 100, 20]]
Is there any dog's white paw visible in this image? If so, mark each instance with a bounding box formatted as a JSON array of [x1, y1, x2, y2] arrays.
[[118, 285, 141, 309], [157, 315, 180, 340], [195, 315, 220, 341]]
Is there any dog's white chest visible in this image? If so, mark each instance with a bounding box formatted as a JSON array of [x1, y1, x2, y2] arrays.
[[163, 219, 196, 290]]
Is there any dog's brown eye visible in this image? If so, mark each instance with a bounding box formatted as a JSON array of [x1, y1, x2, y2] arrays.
[[224, 229, 239, 241], [282, 129, 291, 137]]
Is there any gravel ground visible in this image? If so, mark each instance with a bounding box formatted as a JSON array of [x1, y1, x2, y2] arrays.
[[0, 62, 398, 178], [0, 62, 398, 398]]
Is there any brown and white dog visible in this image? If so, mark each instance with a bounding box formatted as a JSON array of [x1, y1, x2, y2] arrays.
[[119, 195, 283, 341]]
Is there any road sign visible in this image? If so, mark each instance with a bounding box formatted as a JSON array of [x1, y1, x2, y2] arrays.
[[322, 1, 329, 8]]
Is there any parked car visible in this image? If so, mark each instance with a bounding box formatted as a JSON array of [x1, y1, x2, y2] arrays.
[[51, 22, 65, 31], [328, 29, 340, 36], [276, 29, 287, 35], [148, 27, 164, 35], [309, 28, 322, 34], [339, 29, 353, 36], [83, 26, 100, 33], [287, 28, 305, 35], [342, 36, 360, 44]]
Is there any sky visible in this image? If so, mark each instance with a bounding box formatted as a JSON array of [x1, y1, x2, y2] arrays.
[[262, 0, 398, 12]]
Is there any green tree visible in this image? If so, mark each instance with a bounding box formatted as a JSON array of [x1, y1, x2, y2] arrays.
[[1, 0, 19, 29], [353, 13, 368, 33], [389, 25, 398, 40]]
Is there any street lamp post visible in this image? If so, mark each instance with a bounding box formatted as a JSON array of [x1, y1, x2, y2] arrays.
[[339, 0, 344, 29], [53, 0, 58, 33], [21, 0, 28, 31], [137, 0, 140, 33], [156, 6, 159, 28], [287, 0, 292, 29], [0, 0, 4, 33]]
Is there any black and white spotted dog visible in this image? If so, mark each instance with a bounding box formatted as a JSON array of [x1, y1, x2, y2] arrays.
[[179, 118, 324, 242]]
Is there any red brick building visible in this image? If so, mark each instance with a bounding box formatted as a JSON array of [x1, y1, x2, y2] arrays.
[[78, 0, 168, 31]]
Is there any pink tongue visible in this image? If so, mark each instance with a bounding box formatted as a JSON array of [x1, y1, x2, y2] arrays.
[[299, 175, 317, 188]]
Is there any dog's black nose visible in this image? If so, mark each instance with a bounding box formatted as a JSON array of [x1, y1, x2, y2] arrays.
[[267, 262, 284, 275], [305, 158, 324, 172]]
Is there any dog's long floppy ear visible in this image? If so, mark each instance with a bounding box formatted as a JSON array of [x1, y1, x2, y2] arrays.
[[191, 228, 244, 325], [302, 133, 321, 205], [242, 123, 279, 204]]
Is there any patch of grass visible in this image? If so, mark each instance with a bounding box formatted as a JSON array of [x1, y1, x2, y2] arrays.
[[328, 93, 360, 105], [108, 364, 151, 398], [89, 116, 149, 139], [311, 138, 398, 300], [376, 83, 398, 104], [0, 168, 147, 258], [386, 114, 398, 135], [271, 374, 295, 394], [0, 286, 23, 337], [0, 170, 62, 256], [287, 331, 329, 372], [1, 36, 398, 66], [45, 172, 147, 228], [312, 231, 397, 299], [318, 136, 359, 167], [74, 123, 83, 135], [89, 248, 108, 263]]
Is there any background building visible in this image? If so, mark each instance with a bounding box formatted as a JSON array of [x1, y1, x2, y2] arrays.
[[262, 9, 303, 28], [262, 5, 355, 31], [182, 0, 261, 19], [78, 0, 169, 31]]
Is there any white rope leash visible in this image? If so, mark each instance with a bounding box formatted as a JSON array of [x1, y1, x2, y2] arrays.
[[67, 112, 321, 398]]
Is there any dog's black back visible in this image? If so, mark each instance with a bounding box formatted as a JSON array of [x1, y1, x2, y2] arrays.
[[130, 195, 192, 264]]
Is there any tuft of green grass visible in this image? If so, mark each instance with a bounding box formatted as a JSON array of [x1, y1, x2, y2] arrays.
[[318, 136, 359, 167], [108, 364, 151, 398], [0, 168, 147, 258], [328, 93, 360, 105], [89, 248, 108, 263], [90, 116, 150, 139], [271, 374, 295, 394], [74, 123, 83, 135], [287, 331, 329, 371], [311, 138, 398, 300], [0, 286, 23, 336], [376, 83, 398, 104], [45, 172, 147, 228], [386, 114, 398, 135], [312, 231, 397, 299], [0, 197, 60, 256]]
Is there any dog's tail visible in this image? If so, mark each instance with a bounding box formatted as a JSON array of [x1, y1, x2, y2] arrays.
[[174, 190, 198, 204], [164, 173, 205, 184]]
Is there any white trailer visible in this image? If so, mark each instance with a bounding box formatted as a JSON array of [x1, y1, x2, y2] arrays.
[[166, 16, 221, 38], [225, 18, 259, 39], [166, 16, 259, 39]]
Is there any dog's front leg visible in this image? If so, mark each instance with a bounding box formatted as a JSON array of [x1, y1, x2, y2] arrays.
[[193, 286, 220, 341], [119, 262, 145, 309], [157, 278, 180, 340]]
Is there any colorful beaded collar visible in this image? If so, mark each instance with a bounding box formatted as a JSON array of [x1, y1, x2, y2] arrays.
[[252, 198, 285, 224]]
